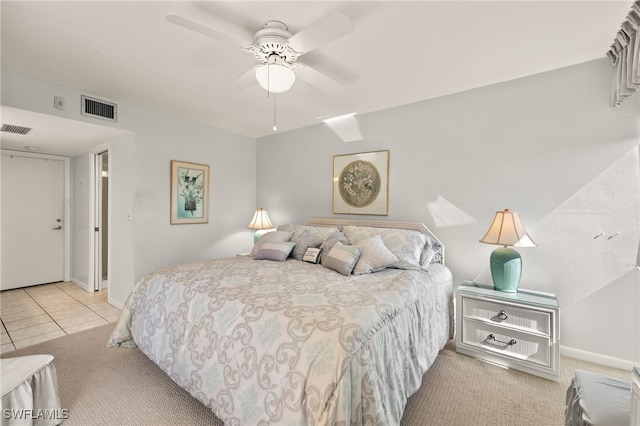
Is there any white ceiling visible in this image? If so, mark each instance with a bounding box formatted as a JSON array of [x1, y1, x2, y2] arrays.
[[0, 106, 131, 157], [0, 1, 631, 150]]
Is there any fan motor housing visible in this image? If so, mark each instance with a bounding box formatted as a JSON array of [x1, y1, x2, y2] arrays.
[[249, 20, 299, 64]]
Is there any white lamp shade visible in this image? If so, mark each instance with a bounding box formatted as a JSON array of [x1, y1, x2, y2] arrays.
[[248, 208, 274, 230], [255, 64, 295, 93], [479, 209, 536, 247]]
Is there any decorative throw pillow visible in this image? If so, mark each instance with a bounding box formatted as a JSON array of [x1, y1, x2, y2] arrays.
[[290, 230, 324, 261], [341, 226, 428, 270], [253, 241, 296, 262], [319, 232, 350, 264], [250, 231, 291, 256], [420, 237, 442, 267], [302, 247, 323, 264], [322, 242, 361, 276], [352, 235, 399, 275]]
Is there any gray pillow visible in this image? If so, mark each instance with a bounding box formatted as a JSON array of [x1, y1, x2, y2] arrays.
[[250, 231, 291, 256], [253, 241, 296, 262], [290, 230, 324, 261], [322, 242, 361, 275]]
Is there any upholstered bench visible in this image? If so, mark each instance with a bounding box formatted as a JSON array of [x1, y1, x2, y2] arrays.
[[1, 355, 63, 426], [565, 369, 635, 426]]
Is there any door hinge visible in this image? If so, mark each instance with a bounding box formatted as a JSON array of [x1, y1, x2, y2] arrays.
[[95, 227, 99, 232]]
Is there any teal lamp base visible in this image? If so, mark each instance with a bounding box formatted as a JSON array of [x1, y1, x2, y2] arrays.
[[253, 229, 270, 244], [490, 246, 522, 293]]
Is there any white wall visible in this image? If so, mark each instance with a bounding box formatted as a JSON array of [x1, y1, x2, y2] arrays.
[[122, 105, 257, 284], [256, 59, 640, 366], [2, 71, 257, 308]]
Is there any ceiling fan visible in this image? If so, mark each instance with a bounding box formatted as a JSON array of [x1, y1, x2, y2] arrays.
[[166, 10, 354, 96]]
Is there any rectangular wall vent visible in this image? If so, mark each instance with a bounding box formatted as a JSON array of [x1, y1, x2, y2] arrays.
[[1, 124, 32, 135], [81, 95, 117, 122]]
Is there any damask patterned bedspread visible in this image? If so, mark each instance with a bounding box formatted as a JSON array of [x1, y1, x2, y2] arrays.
[[108, 256, 452, 425]]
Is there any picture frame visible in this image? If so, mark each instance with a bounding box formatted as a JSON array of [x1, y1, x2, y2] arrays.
[[333, 150, 389, 215], [170, 160, 209, 224]]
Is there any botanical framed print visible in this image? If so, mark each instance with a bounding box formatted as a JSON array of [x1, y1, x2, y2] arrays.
[[170, 160, 209, 224], [333, 150, 389, 215]]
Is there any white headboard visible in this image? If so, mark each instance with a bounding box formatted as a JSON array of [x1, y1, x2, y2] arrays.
[[305, 217, 445, 265]]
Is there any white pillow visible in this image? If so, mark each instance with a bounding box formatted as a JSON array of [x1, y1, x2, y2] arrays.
[[250, 231, 291, 256], [420, 237, 442, 266], [341, 226, 428, 270], [302, 247, 323, 264], [277, 224, 341, 243], [353, 235, 399, 275]]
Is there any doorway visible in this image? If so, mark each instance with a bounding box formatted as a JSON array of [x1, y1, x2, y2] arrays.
[[94, 151, 109, 291], [1, 150, 71, 290]]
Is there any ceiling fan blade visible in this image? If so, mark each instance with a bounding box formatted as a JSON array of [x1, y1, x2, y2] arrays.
[[296, 64, 346, 96], [230, 68, 258, 91], [165, 13, 253, 49], [287, 11, 354, 54]]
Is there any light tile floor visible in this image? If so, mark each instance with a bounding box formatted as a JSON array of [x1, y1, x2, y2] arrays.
[[0, 282, 121, 353]]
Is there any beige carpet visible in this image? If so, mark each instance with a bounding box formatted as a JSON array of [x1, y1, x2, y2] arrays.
[[1, 324, 631, 425]]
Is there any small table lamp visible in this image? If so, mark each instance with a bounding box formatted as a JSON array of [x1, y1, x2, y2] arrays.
[[248, 208, 274, 244], [479, 209, 536, 293]]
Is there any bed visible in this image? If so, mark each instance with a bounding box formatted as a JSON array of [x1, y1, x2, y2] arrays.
[[108, 218, 453, 425]]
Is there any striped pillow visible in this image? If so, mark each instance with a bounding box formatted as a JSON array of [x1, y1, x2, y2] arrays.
[[250, 231, 292, 256], [322, 242, 361, 275], [253, 241, 296, 262]]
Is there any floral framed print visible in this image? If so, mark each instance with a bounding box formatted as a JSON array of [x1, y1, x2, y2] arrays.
[[333, 150, 389, 215], [170, 160, 209, 224]]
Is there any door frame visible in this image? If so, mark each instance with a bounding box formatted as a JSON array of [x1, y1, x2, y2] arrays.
[[88, 143, 109, 292], [0, 149, 71, 284]]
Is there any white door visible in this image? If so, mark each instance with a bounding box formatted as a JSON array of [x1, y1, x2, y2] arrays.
[[1, 153, 65, 290], [95, 151, 109, 290]]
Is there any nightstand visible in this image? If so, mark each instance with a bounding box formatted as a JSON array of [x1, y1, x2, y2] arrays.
[[455, 283, 560, 381]]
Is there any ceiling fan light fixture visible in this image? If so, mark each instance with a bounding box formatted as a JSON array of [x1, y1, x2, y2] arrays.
[[255, 64, 295, 93]]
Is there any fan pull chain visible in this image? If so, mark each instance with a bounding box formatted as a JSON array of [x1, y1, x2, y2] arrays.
[[273, 94, 277, 131]]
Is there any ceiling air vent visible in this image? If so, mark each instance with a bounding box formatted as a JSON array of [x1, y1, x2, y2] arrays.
[[1, 124, 32, 135], [81, 95, 117, 122]]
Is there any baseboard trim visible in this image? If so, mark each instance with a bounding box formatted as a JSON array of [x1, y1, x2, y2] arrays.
[[108, 297, 124, 310], [70, 278, 90, 292], [560, 345, 637, 370]]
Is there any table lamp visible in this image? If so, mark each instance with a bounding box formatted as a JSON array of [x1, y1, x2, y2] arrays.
[[248, 208, 274, 244], [479, 209, 536, 292]]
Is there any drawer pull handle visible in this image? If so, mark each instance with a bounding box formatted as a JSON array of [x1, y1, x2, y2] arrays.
[[488, 333, 517, 346], [497, 310, 508, 320]]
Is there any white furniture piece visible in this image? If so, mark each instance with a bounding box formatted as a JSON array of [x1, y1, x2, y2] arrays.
[[0, 354, 63, 425], [565, 369, 634, 426], [455, 283, 560, 381]]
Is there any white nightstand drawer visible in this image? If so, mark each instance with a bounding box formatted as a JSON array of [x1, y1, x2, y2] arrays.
[[461, 319, 551, 367], [456, 285, 559, 381], [462, 297, 550, 335]]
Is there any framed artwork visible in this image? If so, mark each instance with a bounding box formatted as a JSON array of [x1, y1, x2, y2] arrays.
[[170, 160, 209, 224], [333, 150, 389, 215]]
